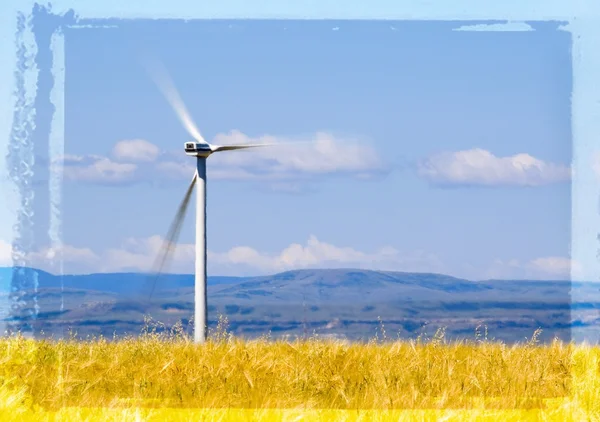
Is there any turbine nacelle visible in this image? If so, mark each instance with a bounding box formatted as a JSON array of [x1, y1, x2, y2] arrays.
[[184, 141, 214, 157], [185, 140, 274, 158]]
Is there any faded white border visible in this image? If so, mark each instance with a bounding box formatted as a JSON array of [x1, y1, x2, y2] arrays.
[[4, 0, 591, 20], [1, 1, 598, 341], [0, 4, 16, 332], [48, 27, 65, 311]]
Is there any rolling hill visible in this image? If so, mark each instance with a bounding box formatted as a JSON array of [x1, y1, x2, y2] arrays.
[[0, 267, 596, 344]]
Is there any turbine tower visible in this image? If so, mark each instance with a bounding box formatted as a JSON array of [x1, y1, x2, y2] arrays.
[[144, 58, 270, 344], [184, 141, 267, 343]]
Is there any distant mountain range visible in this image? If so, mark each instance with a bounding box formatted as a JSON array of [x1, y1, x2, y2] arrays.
[[0, 267, 598, 344], [0, 267, 244, 295]]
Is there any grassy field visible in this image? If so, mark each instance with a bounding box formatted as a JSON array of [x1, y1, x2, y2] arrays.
[[0, 322, 598, 421]]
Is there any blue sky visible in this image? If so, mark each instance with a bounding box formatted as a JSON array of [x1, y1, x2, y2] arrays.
[[7, 19, 575, 280]]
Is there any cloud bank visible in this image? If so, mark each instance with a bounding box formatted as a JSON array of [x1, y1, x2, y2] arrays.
[[56, 131, 388, 188], [5, 235, 440, 276], [486, 256, 579, 281], [0, 235, 579, 282], [417, 148, 571, 187], [57, 136, 570, 191]]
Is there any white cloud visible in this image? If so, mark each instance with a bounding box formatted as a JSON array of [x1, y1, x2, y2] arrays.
[[57, 154, 138, 184], [529, 256, 577, 276], [418, 148, 571, 187], [102, 235, 194, 273], [205, 131, 387, 180], [4, 236, 189, 275], [485, 256, 580, 280], [28, 244, 101, 275], [111, 139, 160, 163], [0, 241, 101, 275], [208, 235, 424, 274]]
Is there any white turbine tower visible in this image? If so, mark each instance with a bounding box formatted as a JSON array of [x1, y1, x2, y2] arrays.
[[185, 141, 269, 343], [144, 59, 271, 344]]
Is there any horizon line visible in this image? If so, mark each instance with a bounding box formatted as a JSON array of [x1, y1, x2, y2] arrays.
[[0, 265, 579, 283]]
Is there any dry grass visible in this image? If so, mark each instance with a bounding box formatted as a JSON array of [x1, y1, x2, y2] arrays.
[[0, 318, 597, 420]]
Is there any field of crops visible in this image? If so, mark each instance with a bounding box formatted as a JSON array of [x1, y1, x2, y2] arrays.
[[0, 323, 598, 421]]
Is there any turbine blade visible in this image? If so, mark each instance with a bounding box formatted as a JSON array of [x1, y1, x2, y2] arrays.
[[145, 173, 197, 302], [141, 56, 205, 143], [212, 143, 275, 152], [212, 140, 319, 153]]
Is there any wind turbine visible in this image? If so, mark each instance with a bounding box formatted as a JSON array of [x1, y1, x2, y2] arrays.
[[144, 59, 272, 344], [185, 140, 270, 343]]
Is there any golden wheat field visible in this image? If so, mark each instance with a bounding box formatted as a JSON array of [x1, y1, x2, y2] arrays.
[[1, 323, 599, 421]]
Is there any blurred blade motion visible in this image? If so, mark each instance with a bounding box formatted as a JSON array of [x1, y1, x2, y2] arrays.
[[212, 141, 320, 153], [212, 143, 275, 152], [140, 54, 205, 143], [146, 173, 197, 301]]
